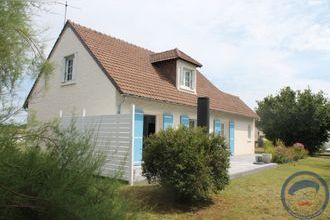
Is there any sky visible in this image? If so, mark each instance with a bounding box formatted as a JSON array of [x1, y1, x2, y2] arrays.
[[20, 0, 330, 117]]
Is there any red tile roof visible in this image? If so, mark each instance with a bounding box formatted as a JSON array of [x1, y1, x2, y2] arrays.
[[25, 21, 257, 118], [150, 48, 202, 67]]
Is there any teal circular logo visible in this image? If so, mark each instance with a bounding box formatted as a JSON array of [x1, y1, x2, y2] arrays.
[[281, 171, 329, 219]]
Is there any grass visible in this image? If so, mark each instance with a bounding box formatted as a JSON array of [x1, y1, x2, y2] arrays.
[[122, 157, 330, 219]]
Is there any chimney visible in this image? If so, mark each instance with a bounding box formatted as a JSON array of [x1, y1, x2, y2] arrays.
[[197, 97, 210, 132]]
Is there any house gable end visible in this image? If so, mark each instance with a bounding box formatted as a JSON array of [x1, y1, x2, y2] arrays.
[[24, 21, 122, 109]]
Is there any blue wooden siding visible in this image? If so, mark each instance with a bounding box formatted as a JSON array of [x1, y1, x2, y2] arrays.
[[180, 115, 189, 127], [229, 120, 235, 155], [214, 119, 221, 135], [163, 113, 173, 129], [134, 109, 144, 165]]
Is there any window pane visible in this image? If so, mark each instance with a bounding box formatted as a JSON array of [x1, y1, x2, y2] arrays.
[[184, 70, 192, 88], [181, 68, 194, 89], [65, 56, 74, 82]]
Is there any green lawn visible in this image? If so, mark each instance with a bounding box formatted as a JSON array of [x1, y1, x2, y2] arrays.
[[122, 157, 330, 219]]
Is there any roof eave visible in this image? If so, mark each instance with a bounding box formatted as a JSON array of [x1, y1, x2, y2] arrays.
[[150, 57, 202, 68], [123, 92, 258, 119]]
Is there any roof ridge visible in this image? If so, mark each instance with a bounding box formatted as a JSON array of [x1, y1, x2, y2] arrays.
[[174, 48, 180, 56], [68, 20, 155, 54]]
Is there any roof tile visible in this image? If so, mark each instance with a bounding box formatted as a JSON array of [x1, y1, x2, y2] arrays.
[[68, 21, 257, 118]]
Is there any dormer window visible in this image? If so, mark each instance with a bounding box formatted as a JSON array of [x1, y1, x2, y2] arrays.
[[149, 48, 201, 94], [179, 64, 196, 92], [183, 68, 193, 89]]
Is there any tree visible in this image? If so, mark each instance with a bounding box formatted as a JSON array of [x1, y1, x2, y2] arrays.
[[256, 87, 330, 154], [0, 2, 136, 219], [0, 0, 52, 124]]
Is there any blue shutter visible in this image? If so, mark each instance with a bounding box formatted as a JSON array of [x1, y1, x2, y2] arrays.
[[163, 113, 173, 130], [134, 109, 144, 165], [229, 120, 235, 155], [214, 119, 221, 135], [180, 115, 189, 127]]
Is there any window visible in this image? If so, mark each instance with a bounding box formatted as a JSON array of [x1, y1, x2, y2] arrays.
[[184, 69, 193, 88], [163, 113, 173, 129], [180, 115, 189, 127], [248, 124, 251, 140], [180, 67, 194, 90], [64, 55, 74, 82], [189, 119, 196, 128]]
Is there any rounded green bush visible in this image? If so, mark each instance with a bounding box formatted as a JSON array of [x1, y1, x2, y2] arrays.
[[142, 126, 230, 201]]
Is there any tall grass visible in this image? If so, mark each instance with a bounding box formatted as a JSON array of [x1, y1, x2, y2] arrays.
[[264, 139, 308, 164], [0, 121, 135, 220]]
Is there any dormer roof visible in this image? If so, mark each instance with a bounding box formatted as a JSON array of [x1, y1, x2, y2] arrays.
[[150, 48, 202, 67]]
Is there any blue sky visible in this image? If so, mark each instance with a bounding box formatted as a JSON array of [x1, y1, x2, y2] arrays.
[[20, 0, 330, 117]]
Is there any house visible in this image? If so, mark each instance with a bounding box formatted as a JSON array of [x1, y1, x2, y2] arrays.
[[24, 21, 258, 163]]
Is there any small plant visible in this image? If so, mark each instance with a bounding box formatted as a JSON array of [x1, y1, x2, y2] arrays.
[[264, 139, 275, 158], [142, 126, 230, 201]]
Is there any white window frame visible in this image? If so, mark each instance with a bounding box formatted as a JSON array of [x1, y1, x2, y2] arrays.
[[183, 68, 193, 88], [63, 54, 75, 84], [179, 66, 196, 92]]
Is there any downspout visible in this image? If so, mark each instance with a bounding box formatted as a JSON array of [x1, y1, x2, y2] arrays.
[[117, 94, 127, 114]]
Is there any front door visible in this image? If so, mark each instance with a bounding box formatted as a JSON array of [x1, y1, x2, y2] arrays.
[[229, 120, 235, 155], [143, 115, 156, 137]]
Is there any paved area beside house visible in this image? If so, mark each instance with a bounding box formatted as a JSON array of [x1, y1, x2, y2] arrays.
[[229, 154, 277, 179], [133, 154, 277, 184]]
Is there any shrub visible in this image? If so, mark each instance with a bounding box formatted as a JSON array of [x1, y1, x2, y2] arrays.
[[142, 126, 230, 201], [272, 146, 295, 163], [292, 144, 309, 161], [265, 142, 308, 163], [0, 122, 134, 220]]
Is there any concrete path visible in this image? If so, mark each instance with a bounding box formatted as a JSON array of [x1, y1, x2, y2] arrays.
[[229, 154, 277, 179]]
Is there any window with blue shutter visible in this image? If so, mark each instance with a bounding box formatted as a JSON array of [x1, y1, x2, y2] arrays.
[[180, 115, 189, 127], [214, 119, 221, 135], [163, 113, 173, 129]]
